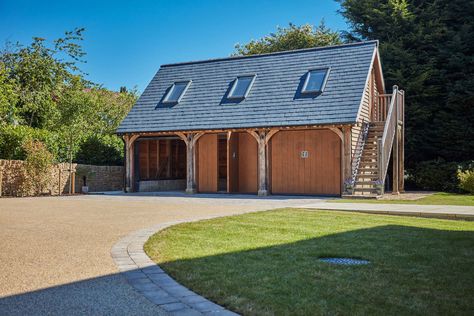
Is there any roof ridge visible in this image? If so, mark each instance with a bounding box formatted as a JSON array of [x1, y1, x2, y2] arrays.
[[161, 40, 378, 68]]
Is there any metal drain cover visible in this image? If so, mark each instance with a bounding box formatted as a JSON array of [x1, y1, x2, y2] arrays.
[[319, 257, 370, 265]]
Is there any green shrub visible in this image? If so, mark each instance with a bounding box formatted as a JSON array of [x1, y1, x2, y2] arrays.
[[21, 140, 54, 196], [458, 169, 474, 194], [0, 125, 61, 161], [411, 159, 473, 192], [75, 134, 124, 166]]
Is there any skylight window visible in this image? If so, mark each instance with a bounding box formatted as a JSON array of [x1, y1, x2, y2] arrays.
[[228, 75, 256, 99], [163, 81, 191, 103], [302, 69, 330, 94]]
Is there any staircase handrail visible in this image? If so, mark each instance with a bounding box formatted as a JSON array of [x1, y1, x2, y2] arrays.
[[378, 86, 399, 184]]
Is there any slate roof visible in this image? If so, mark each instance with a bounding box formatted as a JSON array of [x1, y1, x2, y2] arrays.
[[117, 41, 377, 134]]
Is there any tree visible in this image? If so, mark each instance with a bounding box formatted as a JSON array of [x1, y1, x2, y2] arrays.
[[233, 21, 343, 56], [0, 28, 137, 167], [338, 0, 474, 168], [0, 62, 19, 124], [0, 28, 87, 129]]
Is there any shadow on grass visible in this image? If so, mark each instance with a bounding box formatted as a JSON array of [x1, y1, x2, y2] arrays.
[[156, 224, 474, 315]]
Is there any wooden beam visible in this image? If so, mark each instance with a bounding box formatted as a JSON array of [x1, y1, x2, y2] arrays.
[[329, 127, 343, 141], [265, 129, 279, 144], [118, 124, 353, 139], [175, 132, 189, 145]]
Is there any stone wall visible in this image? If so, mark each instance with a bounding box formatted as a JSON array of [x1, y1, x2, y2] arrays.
[[138, 179, 186, 192], [0, 159, 124, 197], [74, 164, 124, 193]]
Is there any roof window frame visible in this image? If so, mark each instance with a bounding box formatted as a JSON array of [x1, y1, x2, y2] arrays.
[[227, 74, 257, 100], [301, 68, 330, 94], [162, 80, 192, 104]]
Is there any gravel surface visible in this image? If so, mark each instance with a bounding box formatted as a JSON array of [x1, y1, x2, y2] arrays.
[[0, 193, 324, 315]]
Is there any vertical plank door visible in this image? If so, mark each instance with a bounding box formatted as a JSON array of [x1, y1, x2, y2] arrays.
[[197, 134, 218, 192]]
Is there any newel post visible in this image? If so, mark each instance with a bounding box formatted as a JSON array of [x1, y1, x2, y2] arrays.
[[392, 85, 400, 195]]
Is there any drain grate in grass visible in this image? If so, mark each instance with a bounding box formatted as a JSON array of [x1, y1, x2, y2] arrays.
[[319, 257, 370, 265]]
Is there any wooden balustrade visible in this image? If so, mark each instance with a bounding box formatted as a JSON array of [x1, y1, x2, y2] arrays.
[[378, 86, 405, 194], [376, 94, 392, 121]]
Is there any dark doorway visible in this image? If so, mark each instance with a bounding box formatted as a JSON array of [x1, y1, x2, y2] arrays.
[[218, 134, 228, 192]]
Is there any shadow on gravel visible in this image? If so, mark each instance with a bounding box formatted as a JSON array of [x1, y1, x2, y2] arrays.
[[0, 272, 164, 316]]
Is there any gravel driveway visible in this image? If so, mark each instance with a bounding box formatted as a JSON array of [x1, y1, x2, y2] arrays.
[[0, 193, 325, 315]]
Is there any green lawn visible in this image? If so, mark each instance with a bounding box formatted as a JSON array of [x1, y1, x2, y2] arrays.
[[144, 209, 474, 315], [333, 192, 474, 206]]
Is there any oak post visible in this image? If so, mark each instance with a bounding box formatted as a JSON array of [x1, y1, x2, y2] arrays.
[[257, 131, 268, 196], [124, 134, 139, 192], [177, 132, 204, 194], [185, 135, 196, 194]]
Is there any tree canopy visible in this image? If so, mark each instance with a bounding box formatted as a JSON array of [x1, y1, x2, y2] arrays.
[[338, 0, 474, 167], [233, 21, 343, 56], [0, 28, 137, 165]]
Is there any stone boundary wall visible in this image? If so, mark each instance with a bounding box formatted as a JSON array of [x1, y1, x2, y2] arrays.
[[0, 159, 124, 197]]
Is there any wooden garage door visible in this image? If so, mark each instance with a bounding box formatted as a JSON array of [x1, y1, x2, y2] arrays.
[[271, 130, 341, 195], [197, 133, 218, 192]]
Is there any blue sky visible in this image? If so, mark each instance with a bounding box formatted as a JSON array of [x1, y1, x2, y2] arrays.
[[0, 0, 347, 92]]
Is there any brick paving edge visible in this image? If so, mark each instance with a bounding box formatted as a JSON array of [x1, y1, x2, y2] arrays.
[[111, 217, 240, 316]]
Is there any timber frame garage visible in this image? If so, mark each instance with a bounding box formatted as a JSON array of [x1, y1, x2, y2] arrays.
[[117, 41, 405, 198]]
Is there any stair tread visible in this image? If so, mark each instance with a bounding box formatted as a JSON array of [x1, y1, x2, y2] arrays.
[[353, 188, 379, 192], [355, 180, 378, 184]]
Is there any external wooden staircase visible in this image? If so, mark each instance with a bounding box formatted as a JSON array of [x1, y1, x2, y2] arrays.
[[352, 122, 384, 197], [344, 86, 405, 199]]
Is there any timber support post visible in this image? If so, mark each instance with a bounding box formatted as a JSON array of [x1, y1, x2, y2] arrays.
[[124, 134, 139, 193], [177, 132, 204, 194], [256, 131, 268, 196], [248, 129, 279, 197]]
